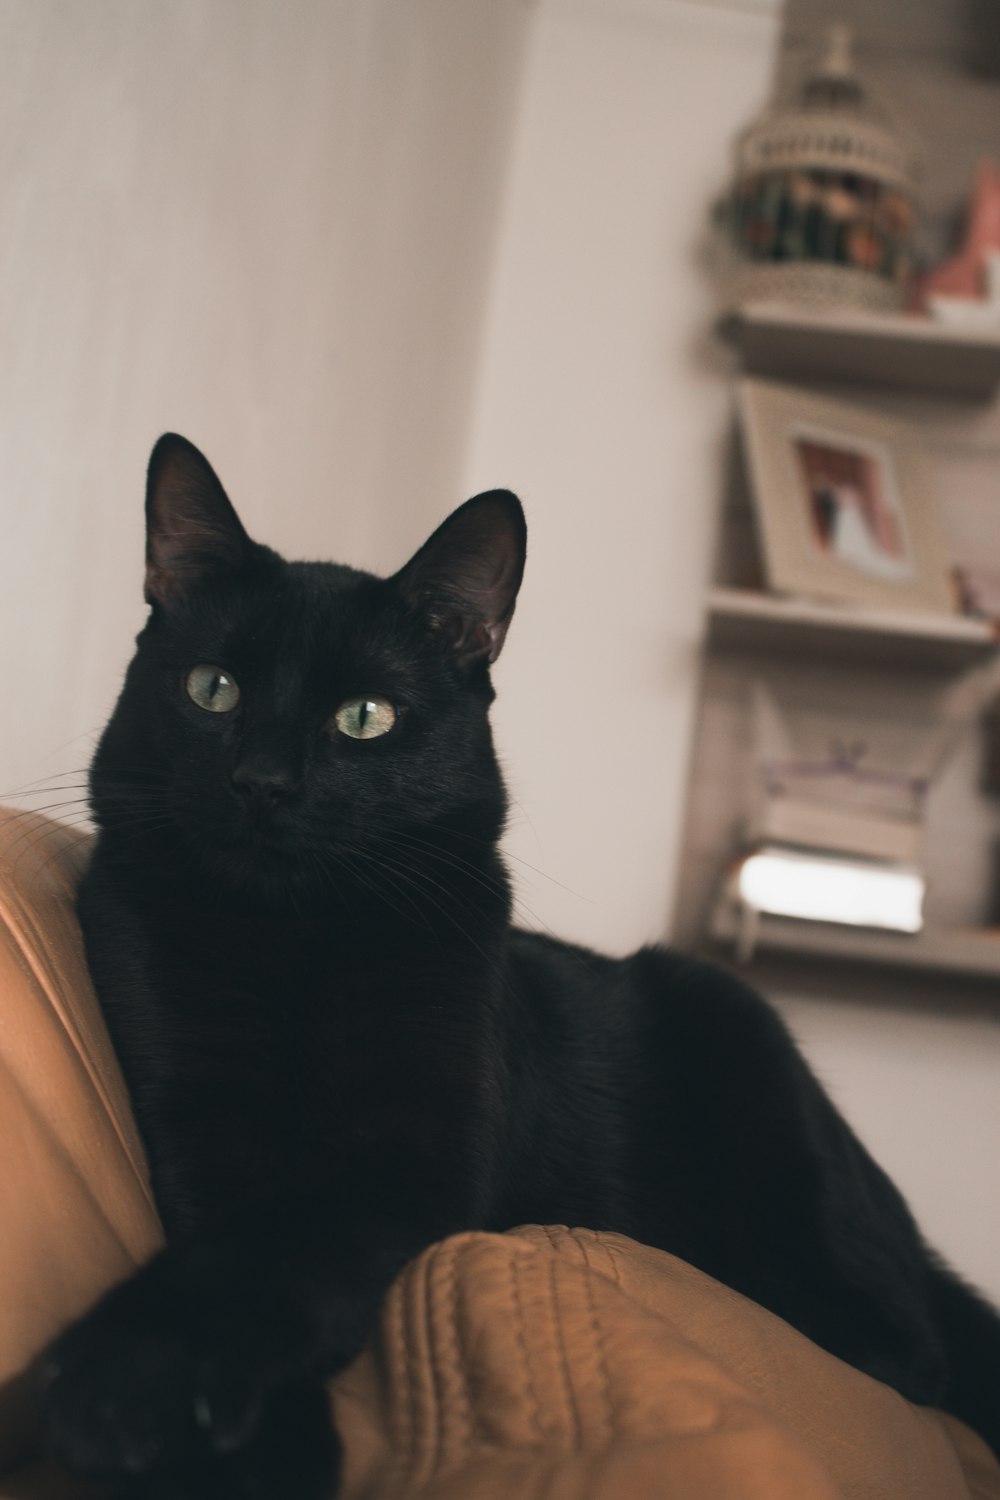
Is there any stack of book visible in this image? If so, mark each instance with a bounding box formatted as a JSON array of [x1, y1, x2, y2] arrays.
[[725, 791, 925, 935]]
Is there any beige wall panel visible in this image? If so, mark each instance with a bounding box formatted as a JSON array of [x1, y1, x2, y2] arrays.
[[0, 0, 531, 800], [462, 0, 784, 956]]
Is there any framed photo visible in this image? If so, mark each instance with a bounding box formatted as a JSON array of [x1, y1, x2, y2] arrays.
[[738, 379, 955, 614]]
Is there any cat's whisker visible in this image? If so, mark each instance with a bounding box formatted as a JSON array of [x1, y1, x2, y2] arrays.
[[0, 787, 91, 806], [2, 806, 184, 878], [363, 830, 506, 901], [21, 831, 99, 886], [334, 844, 442, 939], [367, 838, 535, 943], [1, 794, 91, 814], [0, 767, 91, 798], [0, 813, 91, 858], [369, 828, 567, 944], [35, 727, 104, 763], [3, 825, 95, 887], [389, 820, 594, 904], [355, 845, 509, 981]]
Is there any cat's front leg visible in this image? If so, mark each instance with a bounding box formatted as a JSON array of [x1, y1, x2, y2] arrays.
[[39, 1231, 338, 1494], [39, 1168, 484, 1495], [96, 1378, 335, 1500]]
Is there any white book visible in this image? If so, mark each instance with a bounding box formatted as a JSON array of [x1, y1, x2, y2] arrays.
[[728, 843, 925, 934], [748, 795, 922, 866]]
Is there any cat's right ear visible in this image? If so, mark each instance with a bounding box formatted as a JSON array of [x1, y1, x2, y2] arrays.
[[144, 434, 252, 607], [392, 491, 527, 669]]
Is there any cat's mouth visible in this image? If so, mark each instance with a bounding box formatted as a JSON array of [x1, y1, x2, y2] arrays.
[[202, 795, 302, 860], [189, 813, 305, 887], [240, 808, 297, 852]]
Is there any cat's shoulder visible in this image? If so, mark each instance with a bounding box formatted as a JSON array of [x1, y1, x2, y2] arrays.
[[510, 925, 765, 996], [508, 925, 794, 1046]]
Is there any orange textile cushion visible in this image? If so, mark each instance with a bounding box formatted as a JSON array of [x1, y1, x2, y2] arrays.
[[1, 807, 998, 1500], [335, 1225, 1000, 1500], [0, 810, 163, 1486]]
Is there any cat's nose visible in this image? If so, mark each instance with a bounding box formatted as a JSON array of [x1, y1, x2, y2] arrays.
[[230, 756, 299, 805]]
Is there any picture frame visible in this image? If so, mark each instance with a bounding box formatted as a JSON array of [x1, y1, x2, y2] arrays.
[[738, 379, 956, 615]]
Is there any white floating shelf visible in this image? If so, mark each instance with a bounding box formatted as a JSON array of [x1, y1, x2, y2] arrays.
[[728, 301, 1000, 399], [710, 902, 1000, 981], [706, 587, 996, 668]]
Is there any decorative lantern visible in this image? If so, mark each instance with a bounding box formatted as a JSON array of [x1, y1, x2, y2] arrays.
[[717, 24, 919, 313]]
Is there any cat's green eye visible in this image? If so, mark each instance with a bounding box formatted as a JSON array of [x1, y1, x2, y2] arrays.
[[186, 665, 241, 714], [333, 695, 396, 741]]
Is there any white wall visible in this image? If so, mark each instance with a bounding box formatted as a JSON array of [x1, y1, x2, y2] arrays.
[[461, 0, 999, 1312], [0, 0, 531, 801], [462, 0, 783, 954], [770, 987, 1000, 1304]]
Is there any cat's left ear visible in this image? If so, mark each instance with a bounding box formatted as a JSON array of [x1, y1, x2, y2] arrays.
[[393, 491, 526, 668], [144, 434, 253, 607]]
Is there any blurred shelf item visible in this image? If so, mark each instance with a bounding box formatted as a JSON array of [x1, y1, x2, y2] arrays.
[[726, 301, 1000, 398], [677, 24, 1000, 1005], [706, 587, 996, 667], [717, 26, 918, 316], [710, 901, 1000, 981]]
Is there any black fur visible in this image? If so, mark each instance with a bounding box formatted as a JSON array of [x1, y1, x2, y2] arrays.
[[40, 435, 1000, 1495]]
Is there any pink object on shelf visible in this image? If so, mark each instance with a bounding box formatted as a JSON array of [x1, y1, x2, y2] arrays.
[[911, 159, 1000, 310]]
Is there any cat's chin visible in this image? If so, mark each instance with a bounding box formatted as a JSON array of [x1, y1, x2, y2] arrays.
[[184, 819, 314, 886], [191, 844, 328, 910]]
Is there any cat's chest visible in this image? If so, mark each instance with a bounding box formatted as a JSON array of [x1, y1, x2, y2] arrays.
[[92, 867, 493, 1192], [163, 915, 401, 1043], [125, 918, 434, 1193], [147, 909, 460, 1104]]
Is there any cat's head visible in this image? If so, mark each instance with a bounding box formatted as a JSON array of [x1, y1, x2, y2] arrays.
[[92, 434, 525, 896]]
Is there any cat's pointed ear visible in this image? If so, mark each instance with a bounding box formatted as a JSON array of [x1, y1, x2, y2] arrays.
[[144, 434, 252, 607], [393, 491, 526, 668]]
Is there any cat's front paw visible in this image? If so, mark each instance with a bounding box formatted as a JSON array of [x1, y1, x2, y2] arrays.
[[85, 1380, 339, 1500], [38, 1256, 316, 1485]]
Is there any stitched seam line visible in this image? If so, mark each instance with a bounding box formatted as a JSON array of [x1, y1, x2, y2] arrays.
[[388, 1256, 413, 1486], [548, 1252, 583, 1450], [442, 1239, 473, 1461], [594, 1230, 625, 1287], [424, 1244, 442, 1482], [577, 1235, 615, 1444], [511, 1244, 544, 1445]]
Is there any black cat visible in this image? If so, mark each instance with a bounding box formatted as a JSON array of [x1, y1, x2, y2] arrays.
[[40, 434, 1000, 1496]]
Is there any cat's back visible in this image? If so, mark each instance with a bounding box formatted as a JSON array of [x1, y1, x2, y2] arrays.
[[497, 929, 817, 1241], [505, 927, 800, 1082]]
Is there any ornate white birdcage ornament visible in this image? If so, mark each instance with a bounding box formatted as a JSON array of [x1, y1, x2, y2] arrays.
[[718, 24, 920, 313]]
